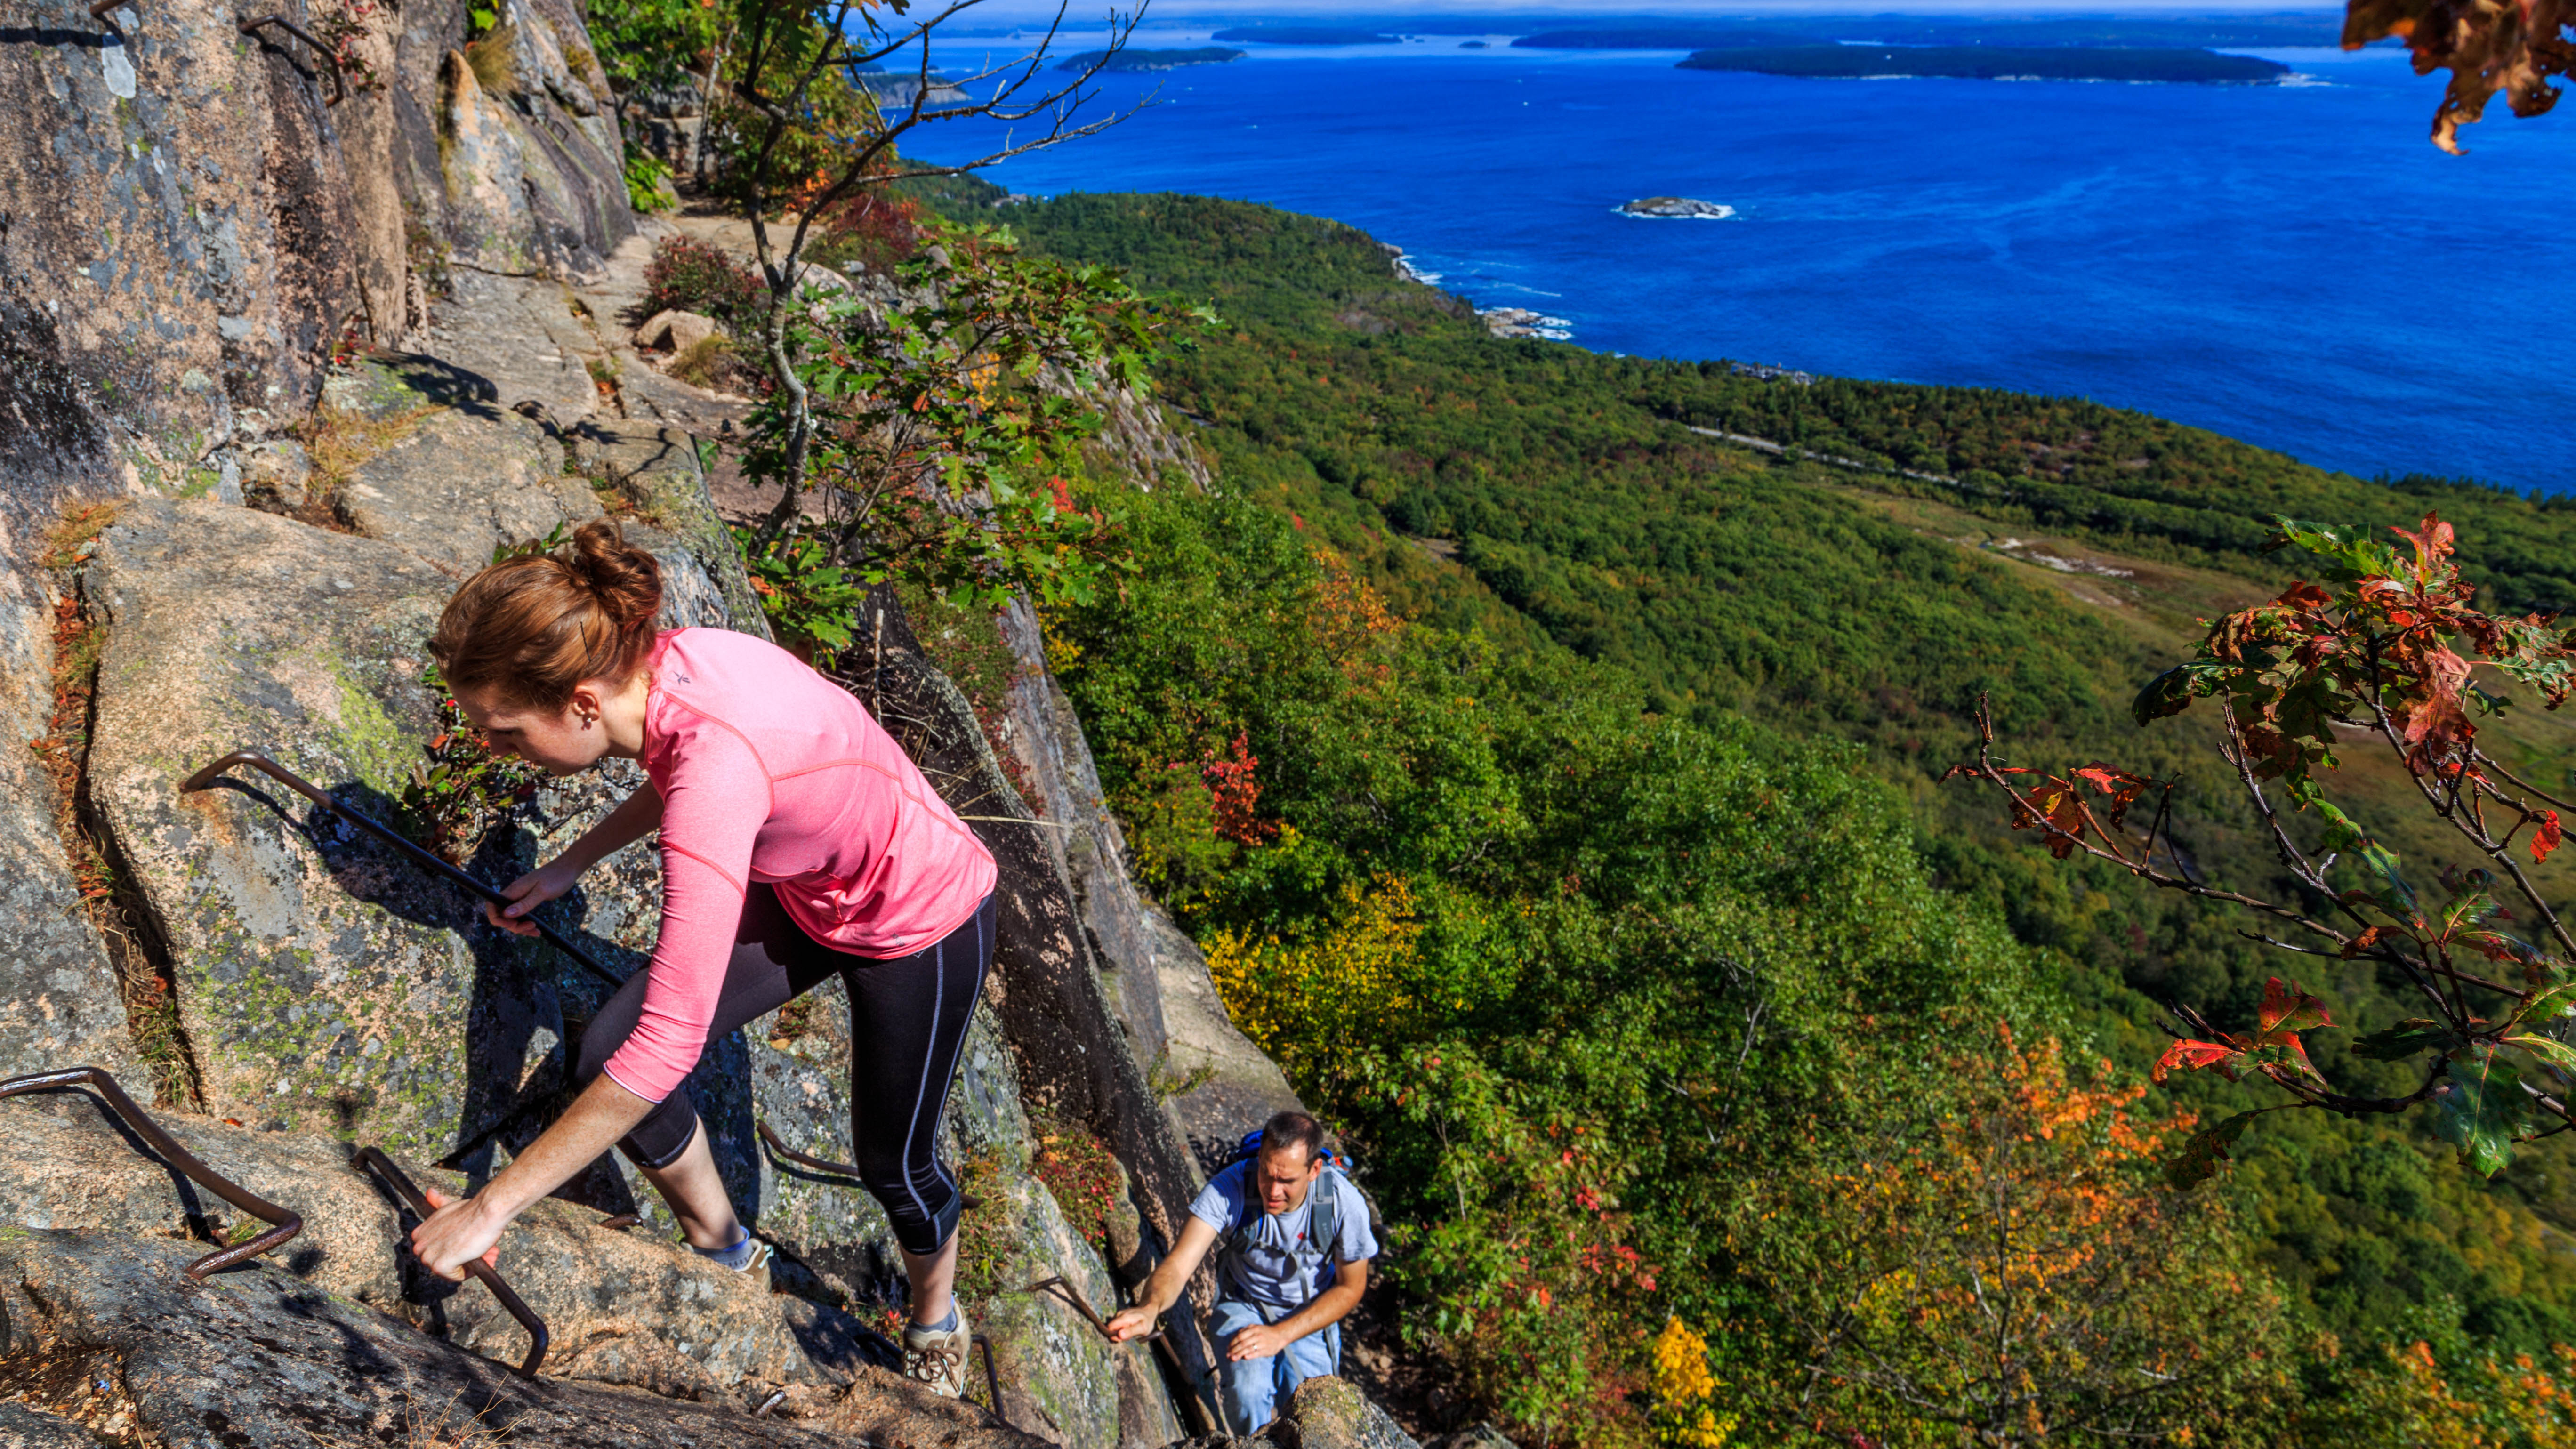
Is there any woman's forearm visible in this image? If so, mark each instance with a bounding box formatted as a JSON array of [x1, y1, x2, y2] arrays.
[[411, 1072, 657, 1277], [480, 1073, 655, 1218], [558, 785, 664, 875]]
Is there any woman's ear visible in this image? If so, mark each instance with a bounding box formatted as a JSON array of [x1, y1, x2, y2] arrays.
[[566, 681, 603, 728]]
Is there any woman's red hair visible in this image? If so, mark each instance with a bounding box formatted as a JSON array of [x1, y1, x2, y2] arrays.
[[429, 520, 662, 710]]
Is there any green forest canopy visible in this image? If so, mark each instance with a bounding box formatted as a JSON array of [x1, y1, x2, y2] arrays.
[[931, 184, 2576, 1441]]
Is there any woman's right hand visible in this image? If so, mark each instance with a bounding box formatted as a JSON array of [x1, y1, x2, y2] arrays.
[[485, 858, 582, 936]]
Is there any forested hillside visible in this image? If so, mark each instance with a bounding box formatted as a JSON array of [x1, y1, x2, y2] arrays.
[[934, 184, 2576, 1442]]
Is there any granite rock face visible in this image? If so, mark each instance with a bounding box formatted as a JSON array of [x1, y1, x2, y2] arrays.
[[74, 487, 1169, 1438], [0, 1228, 1039, 1449], [0, 544, 134, 1083], [333, 395, 603, 573], [0, 1403, 94, 1449], [993, 600, 1302, 1172], [427, 0, 631, 276], [0, 0, 634, 508]]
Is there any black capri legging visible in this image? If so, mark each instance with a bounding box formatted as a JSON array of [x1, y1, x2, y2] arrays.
[[572, 883, 995, 1256]]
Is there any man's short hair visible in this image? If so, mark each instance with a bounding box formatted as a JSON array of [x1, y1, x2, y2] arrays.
[[1259, 1110, 1325, 1167]]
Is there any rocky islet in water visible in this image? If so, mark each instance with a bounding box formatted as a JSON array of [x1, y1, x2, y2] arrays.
[[1620, 196, 1738, 219]]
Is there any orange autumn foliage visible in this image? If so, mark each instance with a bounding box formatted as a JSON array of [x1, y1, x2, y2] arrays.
[[1723, 1026, 2293, 1447]]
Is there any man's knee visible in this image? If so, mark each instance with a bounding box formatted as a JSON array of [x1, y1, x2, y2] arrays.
[[1218, 1354, 1281, 1431]]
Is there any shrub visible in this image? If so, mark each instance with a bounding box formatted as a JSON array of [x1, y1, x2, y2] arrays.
[[636, 235, 763, 327], [807, 189, 925, 275]]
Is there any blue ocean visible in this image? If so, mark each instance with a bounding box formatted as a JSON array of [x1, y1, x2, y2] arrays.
[[910, 24, 2575, 493]]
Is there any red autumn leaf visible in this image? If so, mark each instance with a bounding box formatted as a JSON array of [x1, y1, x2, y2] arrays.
[[2277, 580, 2333, 610], [2341, 925, 2389, 959], [2153, 1038, 2238, 1083], [2074, 763, 2153, 829], [2258, 977, 2333, 1035], [2391, 513, 2457, 581], [2536, 811, 2562, 865]]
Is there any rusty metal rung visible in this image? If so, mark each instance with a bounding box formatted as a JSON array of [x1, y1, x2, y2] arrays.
[[0, 1065, 303, 1280], [355, 1146, 550, 1378], [974, 1335, 1006, 1426], [236, 14, 346, 105], [183, 751, 625, 991]]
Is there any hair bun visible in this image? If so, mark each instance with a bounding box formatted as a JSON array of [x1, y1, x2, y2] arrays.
[[564, 519, 664, 635]]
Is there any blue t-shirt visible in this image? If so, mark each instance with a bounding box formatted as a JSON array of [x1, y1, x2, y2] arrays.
[[1189, 1161, 1379, 1309]]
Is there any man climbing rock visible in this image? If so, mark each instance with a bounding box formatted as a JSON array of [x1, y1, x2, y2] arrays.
[[1105, 1110, 1378, 1433]]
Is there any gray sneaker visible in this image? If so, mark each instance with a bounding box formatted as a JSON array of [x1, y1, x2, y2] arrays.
[[902, 1308, 973, 1399]]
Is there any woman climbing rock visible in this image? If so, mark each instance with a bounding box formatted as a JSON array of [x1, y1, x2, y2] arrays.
[[406, 519, 997, 1398]]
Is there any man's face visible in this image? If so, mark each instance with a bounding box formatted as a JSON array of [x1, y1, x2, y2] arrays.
[[1254, 1145, 1321, 1215]]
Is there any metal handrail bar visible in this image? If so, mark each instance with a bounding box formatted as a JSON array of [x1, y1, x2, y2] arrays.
[[354, 1145, 550, 1378], [754, 1119, 980, 1209], [236, 14, 346, 105], [1019, 1273, 1167, 1344], [182, 752, 626, 990], [0, 1065, 303, 1279]]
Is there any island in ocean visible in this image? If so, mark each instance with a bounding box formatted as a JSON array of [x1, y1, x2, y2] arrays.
[[1621, 197, 1736, 219], [1058, 46, 1245, 72], [1515, 14, 2339, 49], [1211, 25, 1398, 45], [1678, 45, 2291, 83]]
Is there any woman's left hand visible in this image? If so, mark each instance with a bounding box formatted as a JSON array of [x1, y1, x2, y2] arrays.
[[411, 1185, 506, 1281]]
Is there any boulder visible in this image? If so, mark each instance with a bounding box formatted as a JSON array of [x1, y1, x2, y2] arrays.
[[631, 309, 721, 354], [0, 1085, 877, 1397], [1161, 1377, 1422, 1449], [0, 1228, 1043, 1448], [85, 498, 554, 1159]]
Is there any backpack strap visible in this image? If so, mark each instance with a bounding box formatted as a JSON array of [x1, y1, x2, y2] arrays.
[[1308, 1169, 1342, 1267], [1219, 1161, 1262, 1258]]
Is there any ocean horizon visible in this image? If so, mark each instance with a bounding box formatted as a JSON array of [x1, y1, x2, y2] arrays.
[[908, 23, 2575, 496]]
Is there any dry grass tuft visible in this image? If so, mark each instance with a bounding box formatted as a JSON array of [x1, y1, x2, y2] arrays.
[[296, 402, 435, 532], [463, 24, 517, 96], [668, 334, 741, 391]]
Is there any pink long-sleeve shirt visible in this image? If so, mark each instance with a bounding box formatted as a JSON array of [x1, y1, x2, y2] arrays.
[[599, 628, 999, 1103]]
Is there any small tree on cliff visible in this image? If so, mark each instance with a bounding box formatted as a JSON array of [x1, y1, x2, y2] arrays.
[[1947, 513, 2576, 1184], [700, 0, 1148, 514]]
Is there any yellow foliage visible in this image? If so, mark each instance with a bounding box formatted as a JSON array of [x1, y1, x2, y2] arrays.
[[1204, 874, 1420, 1081], [1652, 1318, 1736, 1449], [1310, 547, 1402, 681]]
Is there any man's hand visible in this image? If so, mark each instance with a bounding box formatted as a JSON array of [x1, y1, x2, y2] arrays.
[[1105, 1305, 1159, 1343], [484, 859, 581, 936], [411, 1186, 505, 1281], [1227, 1322, 1292, 1361]]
